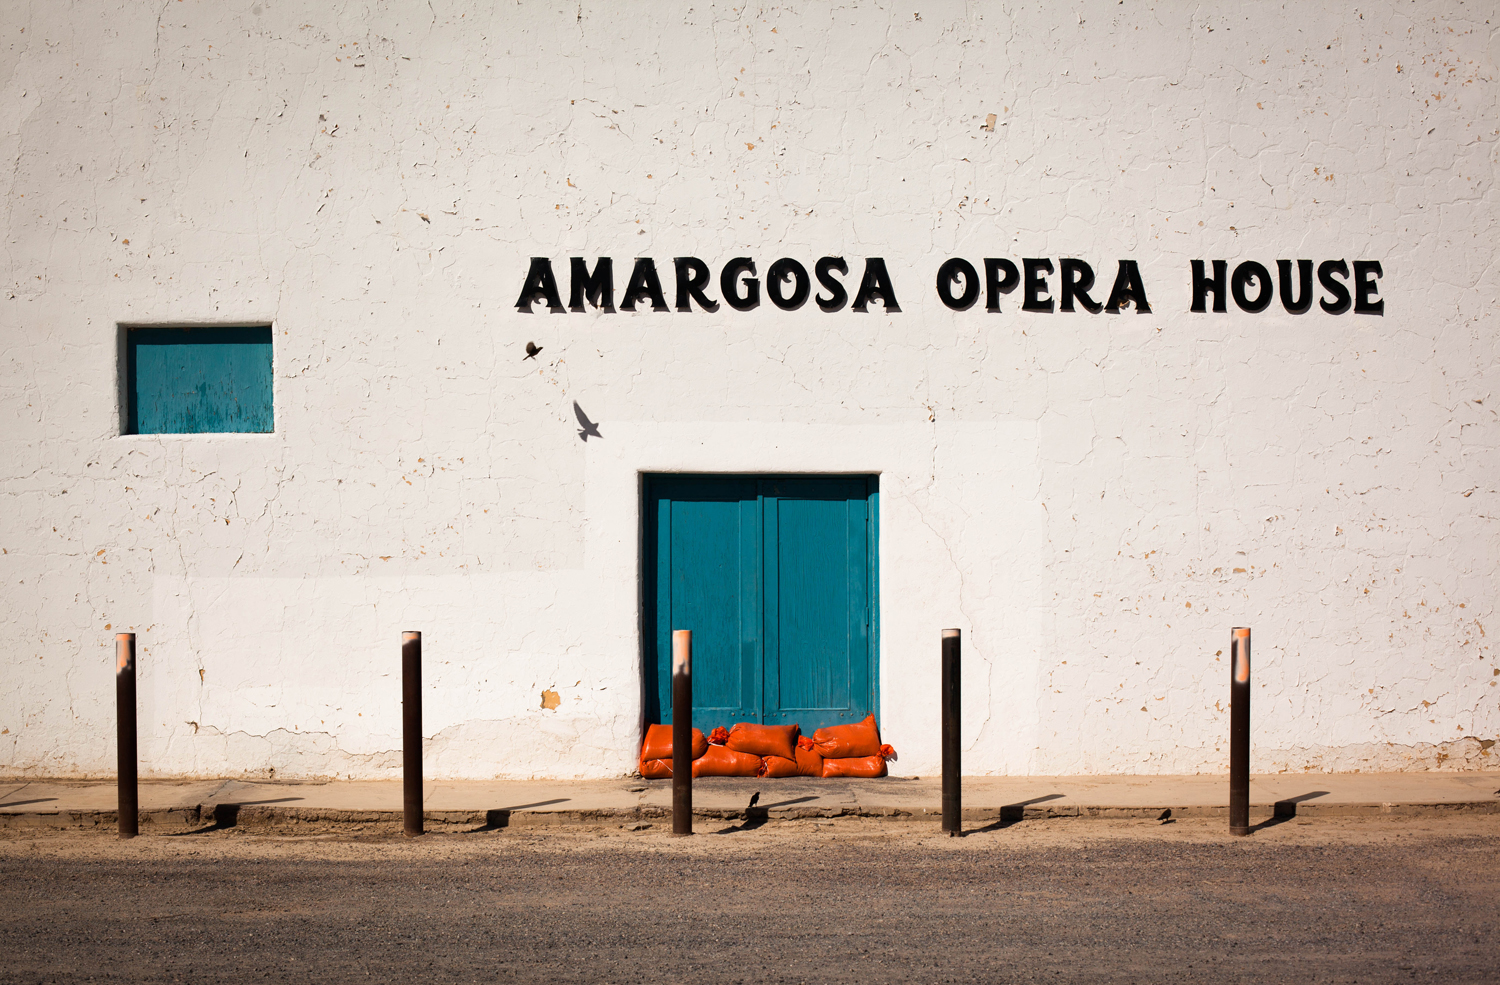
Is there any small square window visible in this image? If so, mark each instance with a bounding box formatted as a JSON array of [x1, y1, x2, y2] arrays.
[[125, 326, 274, 434]]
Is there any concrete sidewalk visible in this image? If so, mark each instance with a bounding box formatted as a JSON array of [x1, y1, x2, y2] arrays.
[[2, 772, 1498, 831]]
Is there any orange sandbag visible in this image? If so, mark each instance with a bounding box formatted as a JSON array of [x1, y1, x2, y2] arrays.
[[709, 726, 730, 745], [812, 714, 881, 759], [759, 756, 795, 777], [726, 722, 800, 760], [822, 754, 887, 778], [692, 744, 763, 778], [760, 745, 824, 778], [640, 723, 708, 762], [639, 758, 673, 779]]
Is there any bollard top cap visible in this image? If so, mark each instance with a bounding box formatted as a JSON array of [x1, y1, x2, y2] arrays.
[[402, 630, 421, 640], [115, 636, 133, 672], [942, 628, 961, 638], [1233, 627, 1250, 638]]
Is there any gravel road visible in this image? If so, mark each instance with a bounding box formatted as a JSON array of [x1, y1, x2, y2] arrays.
[[1, 813, 1495, 983]]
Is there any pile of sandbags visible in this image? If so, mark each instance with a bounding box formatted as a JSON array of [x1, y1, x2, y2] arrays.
[[638, 715, 895, 779], [637, 725, 708, 778]]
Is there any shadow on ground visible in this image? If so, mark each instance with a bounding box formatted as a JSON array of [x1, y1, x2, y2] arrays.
[[713, 795, 821, 834], [1251, 791, 1330, 832], [965, 794, 1068, 835], [166, 798, 306, 836]]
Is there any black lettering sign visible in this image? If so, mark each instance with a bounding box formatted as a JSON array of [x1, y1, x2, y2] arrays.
[[1232, 261, 1274, 313], [985, 259, 1020, 311], [1104, 260, 1151, 313], [1353, 260, 1384, 315], [721, 257, 759, 311], [515, 257, 564, 312], [767, 258, 811, 311], [936, 258, 980, 311], [1059, 259, 1102, 313], [1022, 258, 1054, 312], [1318, 259, 1351, 314], [674, 257, 720, 312], [852, 258, 900, 312], [569, 257, 614, 312], [1191, 259, 1228, 313], [1278, 259, 1314, 314], [815, 257, 849, 312], [621, 258, 668, 311]]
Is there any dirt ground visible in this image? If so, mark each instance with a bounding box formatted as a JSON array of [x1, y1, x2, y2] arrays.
[[1, 813, 1496, 983]]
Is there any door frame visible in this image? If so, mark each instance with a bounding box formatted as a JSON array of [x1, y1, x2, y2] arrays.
[[637, 472, 880, 734]]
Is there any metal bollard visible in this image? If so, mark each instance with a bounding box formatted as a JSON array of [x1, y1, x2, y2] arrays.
[[116, 633, 138, 840], [942, 629, 961, 836], [1229, 627, 1251, 836], [402, 631, 423, 838], [671, 629, 693, 837]]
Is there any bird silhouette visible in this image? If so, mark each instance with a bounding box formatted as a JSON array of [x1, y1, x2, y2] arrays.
[[573, 401, 602, 442], [748, 791, 761, 810], [524, 341, 542, 360]]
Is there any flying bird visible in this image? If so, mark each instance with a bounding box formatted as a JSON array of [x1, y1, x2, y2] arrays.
[[573, 401, 602, 442], [524, 341, 542, 360]]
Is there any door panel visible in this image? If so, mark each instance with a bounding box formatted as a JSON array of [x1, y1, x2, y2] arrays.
[[644, 474, 876, 736], [647, 477, 759, 730], [763, 478, 871, 727]]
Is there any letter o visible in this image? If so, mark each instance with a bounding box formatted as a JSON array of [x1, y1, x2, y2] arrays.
[[937, 258, 980, 311], [1231, 261, 1273, 313], [767, 258, 811, 310]]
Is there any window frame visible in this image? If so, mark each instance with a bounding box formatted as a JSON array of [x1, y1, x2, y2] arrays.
[[118, 322, 276, 436]]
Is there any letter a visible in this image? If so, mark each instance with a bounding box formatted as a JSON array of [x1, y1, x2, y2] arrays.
[[1104, 260, 1152, 313], [515, 257, 564, 312]]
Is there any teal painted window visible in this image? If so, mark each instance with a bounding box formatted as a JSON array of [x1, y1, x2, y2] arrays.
[[643, 474, 878, 734], [126, 326, 273, 434]]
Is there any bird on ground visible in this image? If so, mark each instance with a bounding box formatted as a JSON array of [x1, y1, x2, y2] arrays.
[[573, 401, 602, 441], [524, 341, 542, 360]]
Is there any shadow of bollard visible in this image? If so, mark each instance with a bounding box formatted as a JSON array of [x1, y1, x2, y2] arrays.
[[968, 793, 1068, 834], [1253, 790, 1331, 831], [466, 799, 572, 832]]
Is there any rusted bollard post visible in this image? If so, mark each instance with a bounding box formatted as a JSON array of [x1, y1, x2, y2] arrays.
[[1229, 627, 1251, 836], [671, 629, 693, 837], [942, 629, 961, 836], [402, 631, 423, 837], [115, 633, 138, 840]]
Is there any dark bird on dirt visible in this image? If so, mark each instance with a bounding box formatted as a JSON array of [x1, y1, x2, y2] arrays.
[[748, 792, 761, 810], [573, 401, 602, 442], [524, 341, 542, 360]]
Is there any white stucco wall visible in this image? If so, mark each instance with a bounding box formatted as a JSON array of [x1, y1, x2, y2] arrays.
[[1, 1, 1496, 779]]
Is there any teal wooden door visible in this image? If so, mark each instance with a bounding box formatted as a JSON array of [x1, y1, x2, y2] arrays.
[[644, 475, 877, 733]]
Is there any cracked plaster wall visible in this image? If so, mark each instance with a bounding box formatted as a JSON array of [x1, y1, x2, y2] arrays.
[[0, 1, 1496, 779]]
